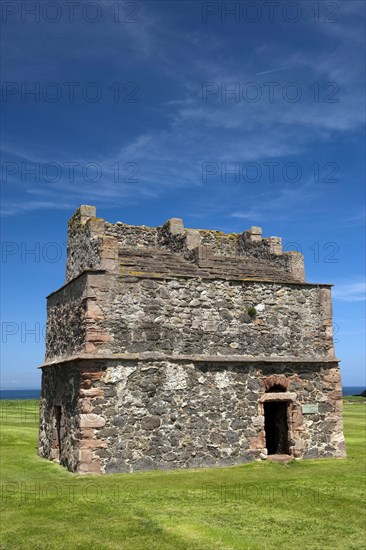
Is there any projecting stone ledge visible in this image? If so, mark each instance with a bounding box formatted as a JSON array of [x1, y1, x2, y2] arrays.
[[38, 353, 340, 368]]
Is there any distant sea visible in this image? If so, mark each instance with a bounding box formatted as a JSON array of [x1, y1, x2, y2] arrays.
[[0, 387, 364, 400], [0, 389, 41, 400], [342, 386, 365, 396]]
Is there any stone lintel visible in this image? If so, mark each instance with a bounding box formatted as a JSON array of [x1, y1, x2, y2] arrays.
[[259, 392, 297, 403], [38, 353, 341, 369]]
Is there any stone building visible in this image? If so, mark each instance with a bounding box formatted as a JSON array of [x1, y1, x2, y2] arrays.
[[38, 205, 346, 474]]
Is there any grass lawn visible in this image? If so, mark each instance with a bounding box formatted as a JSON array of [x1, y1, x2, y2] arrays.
[[343, 395, 366, 404], [1, 399, 365, 550]]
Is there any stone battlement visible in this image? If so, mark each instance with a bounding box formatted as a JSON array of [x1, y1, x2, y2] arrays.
[[66, 205, 305, 284]]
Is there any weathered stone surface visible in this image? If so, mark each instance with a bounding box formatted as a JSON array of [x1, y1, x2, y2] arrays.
[[141, 416, 161, 430], [78, 461, 101, 474], [80, 436, 108, 449], [79, 439, 108, 449], [79, 388, 104, 398], [79, 414, 106, 428], [38, 206, 346, 475], [79, 449, 92, 462], [50, 277, 334, 360], [79, 428, 94, 438], [259, 392, 297, 402], [39, 358, 346, 473]]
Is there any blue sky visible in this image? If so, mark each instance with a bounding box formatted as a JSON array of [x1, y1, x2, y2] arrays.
[[1, 0, 365, 388]]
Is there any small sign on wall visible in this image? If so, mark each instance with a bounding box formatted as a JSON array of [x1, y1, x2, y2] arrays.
[[302, 404, 319, 414]]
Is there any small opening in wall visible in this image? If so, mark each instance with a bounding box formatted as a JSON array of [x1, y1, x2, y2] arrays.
[[55, 405, 62, 454], [264, 401, 290, 455]]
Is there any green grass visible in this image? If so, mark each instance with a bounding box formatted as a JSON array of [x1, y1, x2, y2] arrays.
[[1, 399, 365, 550], [343, 395, 366, 404]]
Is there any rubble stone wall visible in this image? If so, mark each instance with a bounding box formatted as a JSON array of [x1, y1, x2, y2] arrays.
[[66, 206, 102, 282], [39, 359, 346, 474], [101, 278, 334, 358], [46, 274, 89, 360], [38, 363, 81, 472]]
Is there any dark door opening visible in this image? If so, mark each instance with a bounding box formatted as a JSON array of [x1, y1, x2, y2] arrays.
[[264, 401, 289, 455], [55, 405, 62, 455]]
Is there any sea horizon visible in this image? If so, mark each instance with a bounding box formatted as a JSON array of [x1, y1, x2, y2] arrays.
[[0, 386, 365, 400]]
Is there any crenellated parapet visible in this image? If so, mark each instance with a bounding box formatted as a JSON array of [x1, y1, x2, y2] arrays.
[[66, 205, 305, 284]]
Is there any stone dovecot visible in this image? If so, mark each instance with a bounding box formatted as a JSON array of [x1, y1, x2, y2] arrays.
[[38, 205, 346, 474]]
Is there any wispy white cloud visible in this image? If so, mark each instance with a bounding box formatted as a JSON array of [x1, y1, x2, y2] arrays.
[[340, 211, 366, 226], [231, 181, 321, 222], [1, 200, 75, 217], [1, 0, 364, 219], [256, 67, 288, 76], [333, 281, 366, 302]]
